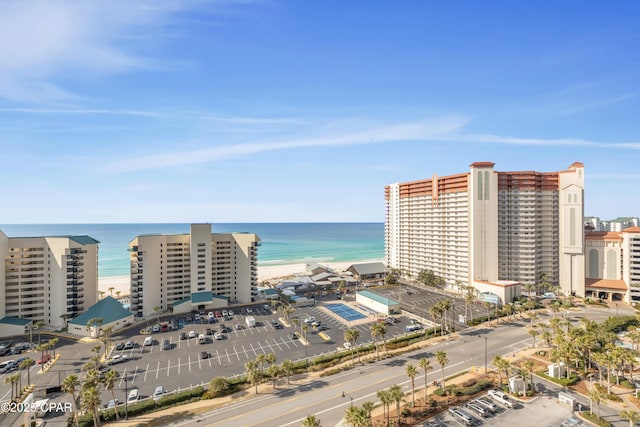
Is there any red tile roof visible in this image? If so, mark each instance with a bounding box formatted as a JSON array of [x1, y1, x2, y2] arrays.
[[585, 278, 627, 291]]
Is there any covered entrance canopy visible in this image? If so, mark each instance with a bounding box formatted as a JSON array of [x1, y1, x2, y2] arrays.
[[585, 278, 627, 301]]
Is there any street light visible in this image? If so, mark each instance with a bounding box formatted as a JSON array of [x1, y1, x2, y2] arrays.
[[124, 376, 129, 420], [479, 335, 488, 374], [342, 391, 353, 407]]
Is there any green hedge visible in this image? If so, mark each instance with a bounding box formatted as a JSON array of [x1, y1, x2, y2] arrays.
[[157, 386, 205, 406], [536, 371, 580, 387], [581, 411, 613, 427], [601, 315, 639, 333]]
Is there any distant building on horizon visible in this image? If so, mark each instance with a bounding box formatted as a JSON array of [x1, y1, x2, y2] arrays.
[[385, 162, 585, 303], [0, 229, 99, 337], [585, 216, 639, 232], [128, 223, 260, 318]]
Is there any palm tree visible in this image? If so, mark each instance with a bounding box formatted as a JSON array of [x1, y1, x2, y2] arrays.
[[268, 364, 280, 390], [435, 351, 448, 392], [344, 329, 360, 366], [282, 359, 294, 384], [370, 322, 386, 360], [620, 410, 640, 427], [153, 306, 162, 324], [376, 389, 392, 427], [266, 352, 277, 368], [81, 385, 102, 427], [483, 302, 493, 325], [345, 405, 367, 427], [62, 375, 81, 427], [256, 353, 267, 377], [20, 358, 35, 389], [406, 364, 418, 407], [4, 374, 18, 401], [115, 290, 121, 299], [523, 360, 535, 392], [389, 384, 404, 423], [98, 290, 105, 299], [245, 360, 260, 394], [464, 287, 476, 325], [301, 414, 322, 427], [48, 337, 60, 358], [361, 401, 375, 426], [108, 286, 114, 296], [589, 387, 604, 421], [528, 327, 539, 348], [33, 320, 45, 345], [493, 355, 510, 385], [418, 357, 433, 406], [102, 369, 120, 420]]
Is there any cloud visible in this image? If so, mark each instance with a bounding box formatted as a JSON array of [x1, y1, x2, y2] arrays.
[[556, 93, 638, 115], [0, 0, 195, 103], [0, 107, 162, 117], [102, 115, 471, 172]]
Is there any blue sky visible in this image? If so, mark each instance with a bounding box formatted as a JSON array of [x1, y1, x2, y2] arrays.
[[0, 0, 638, 223]]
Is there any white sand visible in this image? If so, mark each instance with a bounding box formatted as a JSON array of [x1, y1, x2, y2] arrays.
[[99, 259, 384, 296]]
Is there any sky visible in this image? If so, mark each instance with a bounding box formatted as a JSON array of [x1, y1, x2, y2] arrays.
[[0, 0, 639, 223]]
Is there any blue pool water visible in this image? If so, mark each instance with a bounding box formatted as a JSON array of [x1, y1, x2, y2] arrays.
[[325, 303, 366, 321]]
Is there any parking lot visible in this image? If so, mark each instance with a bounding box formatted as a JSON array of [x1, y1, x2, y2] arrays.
[[421, 390, 581, 427]]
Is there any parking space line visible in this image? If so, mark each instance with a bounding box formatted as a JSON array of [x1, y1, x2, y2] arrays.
[[167, 360, 171, 376], [249, 343, 258, 357], [257, 341, 267, 354], [208, 357, 212, 368], [155, 361, 160, 379], [216, 349, 222, 365], [188, 355, 192, 372], [118, 368, 127, 387], [198, 356, 202, 370], [279, 337, 291, 349], [225, 348, 232, 364], [131, 366, 139, 384], [143, 363, 149, 382], [232, 346, 241, 361], [271, 338, 284, 351], [241, 345, 250, 359]]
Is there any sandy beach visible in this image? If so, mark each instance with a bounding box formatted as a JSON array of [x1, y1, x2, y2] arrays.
[[98, 259, 384, 297]]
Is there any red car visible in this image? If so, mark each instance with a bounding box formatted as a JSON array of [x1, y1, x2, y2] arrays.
[[37, 354, 51, 364]]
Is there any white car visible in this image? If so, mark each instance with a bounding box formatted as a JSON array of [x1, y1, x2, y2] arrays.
[[107, 355, 128, 365], [343, 342, 352, 349], [304, 316, 316, 324], [0, 360, 15, 374], [228, 309, 234, 316], [246, 308, 253, 314], [153, 386, 165, 401], [188, 330, 196, 339], [143, 337, 153, 346], [214, 333, 223, 340], [152, 324, 160, 333], [127, 389, 139, 402]]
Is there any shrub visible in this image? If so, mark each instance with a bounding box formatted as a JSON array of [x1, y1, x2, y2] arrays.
[[461, 378, 477, 388], [602, 315, 639, 333], [536, 371, 580, 387], [581, 411, 613, 427], [157, 386, 205, 407]]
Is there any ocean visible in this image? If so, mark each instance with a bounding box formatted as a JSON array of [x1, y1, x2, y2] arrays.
[[0, 223, 384, 278]]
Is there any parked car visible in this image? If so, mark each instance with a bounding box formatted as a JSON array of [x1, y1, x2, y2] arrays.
[[214, 333, 223, 340], [0, 347, 11, 357], [317, 325, 329, 331], [106, 399, 119, 409], [115, 342, 126, 351], [288, 333, 298, 340], [37, 354, 51, 364], [153, 386, 165, 401], [107, 355, 128, 365], [152, 324, 160, 333], [127, 389, 139, 403], [200, 351, 210, 359], [188, 330, 197, 339], [0, 360, 15, 374], [143, 337, 154, 346], [180, 332, 188, 340], [228, 309, 235, 316], [487, 389, 514, 408], [304, 316, 316, 324], [162, 341, 171, 350], [246, 308, 253, 314], [124, 341, 135, 349]]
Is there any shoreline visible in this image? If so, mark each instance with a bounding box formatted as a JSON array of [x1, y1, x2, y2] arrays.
[[98, 258, 384, 296]]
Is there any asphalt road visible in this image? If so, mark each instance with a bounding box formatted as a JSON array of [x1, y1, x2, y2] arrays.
[[164, 303, 634, 427]]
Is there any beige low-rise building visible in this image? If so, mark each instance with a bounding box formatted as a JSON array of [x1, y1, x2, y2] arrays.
[[128, 224, 260, 318]]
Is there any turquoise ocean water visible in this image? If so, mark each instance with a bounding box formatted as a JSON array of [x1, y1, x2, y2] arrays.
[[0, 223, 384, 278]]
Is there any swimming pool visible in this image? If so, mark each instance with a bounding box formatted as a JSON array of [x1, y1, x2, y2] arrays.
[[325, 303, 367, 321]]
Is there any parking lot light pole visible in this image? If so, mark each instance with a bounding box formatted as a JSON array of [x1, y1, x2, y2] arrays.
[[124, 376, 128, 420], [479, 335, 488, 374]]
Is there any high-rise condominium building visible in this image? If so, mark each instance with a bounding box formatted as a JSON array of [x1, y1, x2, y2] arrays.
[[128, 224, 260, 318], [0, 230, 99, 336], [385, 162, 585, 302]]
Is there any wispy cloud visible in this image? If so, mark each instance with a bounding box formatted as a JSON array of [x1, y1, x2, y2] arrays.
[[102, 116, 470, 172], [101, 114, 640, 173], [0, 107, 162, 117], [556, 93, 638, 115], [0, 0, 199, 103]]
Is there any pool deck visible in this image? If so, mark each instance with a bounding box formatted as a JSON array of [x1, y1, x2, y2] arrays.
[[317, 299, 379, 327]]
